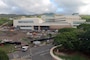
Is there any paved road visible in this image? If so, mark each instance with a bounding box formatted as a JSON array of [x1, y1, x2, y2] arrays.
[[30, 44, 54, 60], [8, 44, 54, 60], [8, 49, 31, 60]]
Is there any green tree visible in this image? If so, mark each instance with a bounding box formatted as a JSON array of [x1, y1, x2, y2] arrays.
[[0, 50, 9, 60], [54, 27, 90, 53], [37, 15, 41, 18], [80, 15, 90, 22], [54, 31, 81, 51], [7, 20, 13, 26], [77, 24, 90, 31], [79, 30, 90, 53], [58, 28, 77, 33]]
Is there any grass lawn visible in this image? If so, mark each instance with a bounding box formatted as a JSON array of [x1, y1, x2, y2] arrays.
[[54, 51, 90, 60], [58, 54, 89, 60], [0, 44, 15, 53]]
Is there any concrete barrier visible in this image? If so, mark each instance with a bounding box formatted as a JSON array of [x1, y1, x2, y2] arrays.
[[50, 45, 62, 60]]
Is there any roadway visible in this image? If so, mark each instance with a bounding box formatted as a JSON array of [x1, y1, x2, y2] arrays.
[[30, 44, 54, 60], [8, 44, 54, 60]]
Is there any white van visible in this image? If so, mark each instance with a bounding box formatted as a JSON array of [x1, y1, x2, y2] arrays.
[[21, 45, 29, 52]]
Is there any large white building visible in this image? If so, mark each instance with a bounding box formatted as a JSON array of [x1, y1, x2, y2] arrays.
[[13, 15, 86, 30]]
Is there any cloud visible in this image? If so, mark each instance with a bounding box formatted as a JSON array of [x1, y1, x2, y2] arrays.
[[0, 0, 90, 15], [0, 0, 9, 14], [53, 0, 85, 14], [1, 0, 57, 14], [79, 0, 90, 15]]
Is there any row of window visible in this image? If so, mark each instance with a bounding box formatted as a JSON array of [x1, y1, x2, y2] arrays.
[[18, 21, 34, 23], [19, 26, 32, 27], [73, 22, 83, 24]]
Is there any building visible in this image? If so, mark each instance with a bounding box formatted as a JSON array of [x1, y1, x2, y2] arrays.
[[54, 15, 86, 28], [13, 15, 86, 30]]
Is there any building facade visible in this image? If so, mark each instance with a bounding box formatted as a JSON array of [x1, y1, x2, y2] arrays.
[[13, 15, 86, 30]]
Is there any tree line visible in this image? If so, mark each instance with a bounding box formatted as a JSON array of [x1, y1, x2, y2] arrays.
[[54, 24, 90, 54]]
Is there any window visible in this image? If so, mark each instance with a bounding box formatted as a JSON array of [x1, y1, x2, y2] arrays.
[[20, 26, 32, 27], [73, 22, 83, 24], [18, 21, 33, 23]]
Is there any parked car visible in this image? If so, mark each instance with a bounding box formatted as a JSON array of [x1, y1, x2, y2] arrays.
[[21, 45, 29, 52]]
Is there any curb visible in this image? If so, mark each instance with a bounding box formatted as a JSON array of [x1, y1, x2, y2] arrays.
[[50, 45, 62, 60]]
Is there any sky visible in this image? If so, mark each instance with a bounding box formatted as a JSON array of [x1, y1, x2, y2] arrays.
[[0, 0, 90, 15]]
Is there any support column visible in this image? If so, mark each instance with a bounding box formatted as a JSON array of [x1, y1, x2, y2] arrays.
[[32, 26, 34, 30], [38, 26, 40, 31]]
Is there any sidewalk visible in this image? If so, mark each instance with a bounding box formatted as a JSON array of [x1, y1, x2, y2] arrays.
[[11, 58, 31, 60], [50, 45, 62, 60]]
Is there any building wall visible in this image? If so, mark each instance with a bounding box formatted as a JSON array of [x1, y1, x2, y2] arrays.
[[13, 18, 44, 27], [53, 15, 86, 27], [50, 25, 72, 30], [13, 15, 86, 30]]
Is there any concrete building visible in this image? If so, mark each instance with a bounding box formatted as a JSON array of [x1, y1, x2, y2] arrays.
[[42, 15, 86, 28], [13, 15, 86, 30]]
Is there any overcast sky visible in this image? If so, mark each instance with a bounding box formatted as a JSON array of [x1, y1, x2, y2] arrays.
[[0, 0, 90, 15]]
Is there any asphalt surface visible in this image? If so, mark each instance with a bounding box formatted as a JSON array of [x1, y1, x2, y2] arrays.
[[8, 44, 54, 60], [8, 49, 31, 60], [31, 44, 54, 60]]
